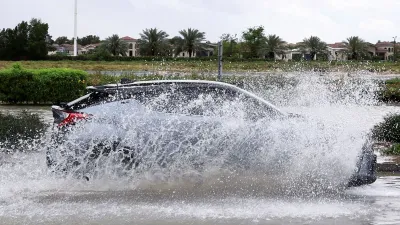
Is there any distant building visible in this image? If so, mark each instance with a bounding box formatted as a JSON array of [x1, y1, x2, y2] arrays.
[[375, 41, 395, 60], [327, 42, 347, 61], [120, 36, 139, 57], [80, 43, 102, 54], [48, 43, 83, 56], [173, 42, 216, 58]]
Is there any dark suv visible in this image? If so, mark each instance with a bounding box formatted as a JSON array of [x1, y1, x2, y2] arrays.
[[47, 79, 376, 186]]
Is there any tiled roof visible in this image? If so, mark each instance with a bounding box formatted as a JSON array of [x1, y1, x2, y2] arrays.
[[327, 42, 347, 48], [375, 41, 394, 47], [120, 36, 137, 41]]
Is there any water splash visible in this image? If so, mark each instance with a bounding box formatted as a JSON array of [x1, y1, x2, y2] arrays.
[[38, 73, 384, 197], [0, 74, 385, 199]]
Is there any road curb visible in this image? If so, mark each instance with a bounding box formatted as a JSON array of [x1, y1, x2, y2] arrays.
[[377, 163, 400, 172]]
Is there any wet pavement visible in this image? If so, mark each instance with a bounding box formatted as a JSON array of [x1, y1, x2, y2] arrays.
[[2, 75, 400, 225], [0, 171, 399, 225]]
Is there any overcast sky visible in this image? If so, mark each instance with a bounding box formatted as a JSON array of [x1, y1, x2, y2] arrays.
[[1, 0, 399, 44]]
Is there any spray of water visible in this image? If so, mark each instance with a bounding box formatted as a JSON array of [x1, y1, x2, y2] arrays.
[[0, 74, 383, 201]]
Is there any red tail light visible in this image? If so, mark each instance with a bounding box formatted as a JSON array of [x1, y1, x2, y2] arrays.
[[58, 112, 90, 127]]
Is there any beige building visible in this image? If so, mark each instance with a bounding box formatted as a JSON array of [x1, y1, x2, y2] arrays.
[[48, 44, 84, 56], [80, 43, 102, 54], [375, 41, 395, 60], [327, 42, 347, 61], [120, 36, 139, 57]]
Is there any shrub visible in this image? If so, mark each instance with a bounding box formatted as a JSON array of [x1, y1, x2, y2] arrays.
[[0, 64, 87, 104], [383, 143, 400, 155], [0, 111, 48, 152], [371, 113, 400, 143], [380, 78, 400, 102]]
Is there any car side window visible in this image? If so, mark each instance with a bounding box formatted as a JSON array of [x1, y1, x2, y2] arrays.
[[125, 85, 239, 116], [124, 84, 280, 121], [68, 92, 116, 110]]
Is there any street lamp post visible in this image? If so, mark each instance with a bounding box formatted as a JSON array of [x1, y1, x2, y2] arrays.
[[73, 0, 78, 56], [393, 36, 397, 62], [217, 41, 223, 81]]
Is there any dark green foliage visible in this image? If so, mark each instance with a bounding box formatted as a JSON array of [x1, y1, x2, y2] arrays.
[[220, 33, 239, 57], [28, 18, 50, 60], [55, 36, 70, 45], [300, 36, 327, 61], [176, 28, 206, 58], [380, 78, 400, 102], [78, 35, 100, 46], [0, 64, 87, 104], [0, 111, 47, 152], [383, 143, 400, 155], [0, 18, 51, 60], [371, 113, 400, 143], [344, 36, 368, 60], [264, 34, 286, 59], [242, 26, 267, 58], [103, 34, 128, 56], [138, 28, 170, 56]]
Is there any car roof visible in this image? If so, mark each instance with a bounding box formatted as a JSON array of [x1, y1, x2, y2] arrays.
[[87, 79, 238, 90], [85, 79, 285, 116]]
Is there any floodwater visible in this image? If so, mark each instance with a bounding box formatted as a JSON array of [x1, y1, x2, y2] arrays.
[[1, 73, 400, 225]]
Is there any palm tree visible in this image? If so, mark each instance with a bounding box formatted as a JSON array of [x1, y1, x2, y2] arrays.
[[103, 34, 128, 56], [138, 28, 169, 56], [265, 34, 286, 59], [301, 36, 327, 60], [169, 36, 184, 57], [177, 28, 206, 58], [344, 36, 368, 60]]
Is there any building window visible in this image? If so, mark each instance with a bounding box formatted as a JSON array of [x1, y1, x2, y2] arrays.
[[129, 43, 133, 49], [182, 53, 185, 57]]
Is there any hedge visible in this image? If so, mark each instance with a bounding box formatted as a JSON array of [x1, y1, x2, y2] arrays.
[[380, 78, 400, 102], [371, 113, 400, 143], [371, 113, 400, 155], [0, 63, 87, 104]]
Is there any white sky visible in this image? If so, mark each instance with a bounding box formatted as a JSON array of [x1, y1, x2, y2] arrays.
[[0, 0, 399, 44]]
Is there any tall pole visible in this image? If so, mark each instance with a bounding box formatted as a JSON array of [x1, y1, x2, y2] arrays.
[[217, 41, 223, 81], [394, 36, 397, 62], [73, 0, 78, 56]]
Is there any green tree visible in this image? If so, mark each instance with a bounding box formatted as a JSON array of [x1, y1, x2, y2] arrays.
[[13, 21, 30, 59], [0, 29, 6, 58], [169, 36, 184, 57], [220, 33, 239, 57], [90, 43, 111, 59], [242, 26, 267, 58], [177, 28, 206, 58], [138, 28, 169, 56], [78, 35, 100, 46], [0, 18, 51, 60], [300, 36, 327, 60], [264, 34, 286, 59], [344, 36, 368, 60], [55, 36, 70, 45], [28, 18, 50, 59], [0, 21, 30, 60], [102, 34, 128, 56]]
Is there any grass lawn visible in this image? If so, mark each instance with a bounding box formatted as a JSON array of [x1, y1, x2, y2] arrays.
[[1, 60, 400, 73]]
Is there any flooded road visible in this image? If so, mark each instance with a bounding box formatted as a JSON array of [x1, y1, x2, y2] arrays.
[[0, 154, 399, 225], [1, 74, 400, 225]]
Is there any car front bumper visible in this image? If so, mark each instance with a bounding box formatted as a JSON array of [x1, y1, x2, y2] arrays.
[[348, 153, 377, 187]]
